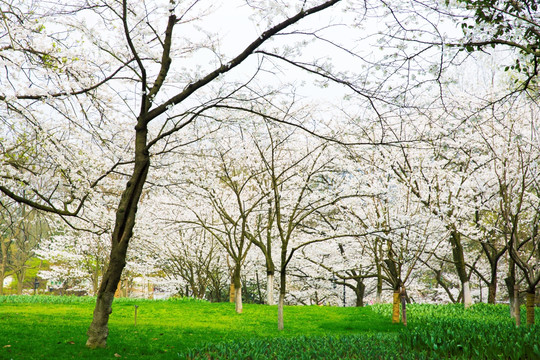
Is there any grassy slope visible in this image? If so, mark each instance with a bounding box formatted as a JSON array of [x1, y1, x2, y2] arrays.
[[0, 297, 398, 359]]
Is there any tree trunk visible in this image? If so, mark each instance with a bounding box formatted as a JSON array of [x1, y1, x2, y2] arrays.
[[86, 243, 130, 348], [16, 268, 26, 295], [449, 231, 471, 308], [0, 257, 6, 296], [267, 272, 275, 305], [278, 270, 286, 330], [514, 284, 521, 327], [278, 292, 285, 331], [235, 285, 243, 314], [488, 281, 497, 304], [85, 126, 149, 348], [233, 267, 242, 313], [487, 259, 498, 304], [229, 283, 235, 302], [375, 278, 382, 303], [462, 281, 472, 308], [354, 280, 365, 307], [506, 259, 517, 320], [401, 287, 407, 326], [255, 272, 262, 303], [392, 291, 400, 324], [92, 266, 99, 296], [526, 290, 535, 326], [505, 276, 515, 319], [375, 251, 383, 303]]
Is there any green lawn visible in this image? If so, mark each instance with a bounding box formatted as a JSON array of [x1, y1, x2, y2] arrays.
[[0, 296, 397, 359], [0, 296, 538, 359]]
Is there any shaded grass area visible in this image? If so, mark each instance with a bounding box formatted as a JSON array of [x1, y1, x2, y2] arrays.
[[0, 296, 397, 359]]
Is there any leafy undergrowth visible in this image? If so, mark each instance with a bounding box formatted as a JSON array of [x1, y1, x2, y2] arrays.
[[183, 334, 405, 360], [372, 303, 540, 359], [185, 303, 540, 360]]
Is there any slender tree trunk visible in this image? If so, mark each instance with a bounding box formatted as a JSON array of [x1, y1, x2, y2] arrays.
[[514, 284, 521, 327], [235, 285, 243, 313], [16, 268, 25, 295], [278, 292, 285, 330], [462, 281, 471, 308], [375, 245, 383, 303], [375, 277, 382, 303], [85, 126, 149, 348], [392, 290, 400, 324], [487, 257, 499, 304], [506, 259, 516, 319], [233, 267, 242, 313], [0, 253, 6, 296], [278, 271, 286, 330], [488, 277, 497, 304], [450, 230, 471, 308], [229, 283, 235, 302], [354, 280, 365, 307], [92, 266, 100, 296], [384, 259, 401, 323], [401, 287, 407, 326], [267, 272, 275, 305], [526, 289, 535, 326], [254, 272, 262, 303], [506, 282, 515, 320]]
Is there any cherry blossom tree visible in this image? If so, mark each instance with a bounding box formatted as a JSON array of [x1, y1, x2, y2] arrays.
[[468, 98, 540, 325], [3, 0, 502, 347]]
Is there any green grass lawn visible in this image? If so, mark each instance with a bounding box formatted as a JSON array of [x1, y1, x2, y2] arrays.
[[0, 296, 398, 359], [0, 296, 538, 359]]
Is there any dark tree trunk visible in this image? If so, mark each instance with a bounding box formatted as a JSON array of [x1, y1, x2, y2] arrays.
[[85, 125, 149, 348], [354, 280, 365, 307], [449, 230, 471, 308], [526, 285, 536, 326], [85, 243, 129, 347], [480, 242, 504, 305], [506, 259, 516, 320], [488, 281, 497, 305], [278, 269, 286, 330]]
